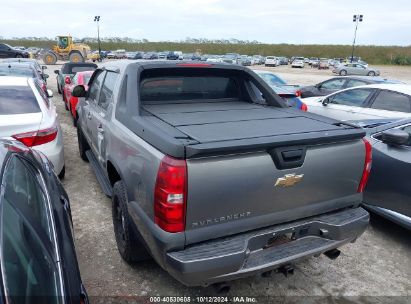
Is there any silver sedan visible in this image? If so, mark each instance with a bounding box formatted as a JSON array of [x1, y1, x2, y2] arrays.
[[333, 63, 380, 76], [0, 76, 65, 177]]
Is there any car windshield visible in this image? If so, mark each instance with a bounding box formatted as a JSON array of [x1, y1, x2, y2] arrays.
[[257, 73, 286, 86], [0, 66, 34, 77], [71, 66, 96, 73], [83, 74, 92, 84], [62, 64, 97, 74], [0, 86, 40, 114]]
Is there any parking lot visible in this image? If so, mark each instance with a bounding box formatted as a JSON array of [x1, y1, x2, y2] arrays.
[[44, 62, 411, 301]]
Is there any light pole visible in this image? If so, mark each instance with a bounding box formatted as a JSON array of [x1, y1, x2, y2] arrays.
[[94, 16, 101, 60], [351, 14, 363, 62]]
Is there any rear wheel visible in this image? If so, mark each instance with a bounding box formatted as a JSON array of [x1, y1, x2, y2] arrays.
[[73, 113, 78, 127], [339, 70, 347, 76], [69, 52, 84, 63], [77, 126, 90, 162], [16, 54, 23, 58], [368, 71, 376, 76], [43, 52, 57, 65], [112, 181, 151, 263], [63, 94, 68, 110]]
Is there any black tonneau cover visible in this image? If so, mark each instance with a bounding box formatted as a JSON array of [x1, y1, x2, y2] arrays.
[[142, 101, 365, 158]]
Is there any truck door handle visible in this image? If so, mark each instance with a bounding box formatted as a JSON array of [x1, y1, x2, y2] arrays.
[[281, 149, 304, 161], [87, 112, 92, 120]]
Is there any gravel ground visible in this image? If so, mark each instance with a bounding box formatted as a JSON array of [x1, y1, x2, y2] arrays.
[[45, 62, 411, 303]]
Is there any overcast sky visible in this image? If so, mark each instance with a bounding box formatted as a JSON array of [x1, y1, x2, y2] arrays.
[[1, 0, 410, 45]]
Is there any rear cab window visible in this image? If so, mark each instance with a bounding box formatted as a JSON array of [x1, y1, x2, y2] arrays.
[[140, 70, 240, 103], [0, 85, 40, 114]]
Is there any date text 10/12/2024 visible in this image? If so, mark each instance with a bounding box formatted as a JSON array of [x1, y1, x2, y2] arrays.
[[149, 296, 258, 303]]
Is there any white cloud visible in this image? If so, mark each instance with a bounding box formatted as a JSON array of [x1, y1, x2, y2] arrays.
[[0, 0, 410, 45]]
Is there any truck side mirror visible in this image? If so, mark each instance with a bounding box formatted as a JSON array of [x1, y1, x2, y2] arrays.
[[381, 129, 409, 146], [72, 85, 86, 97], [322, 98, 329, 106], [54, 70, 59, 74]]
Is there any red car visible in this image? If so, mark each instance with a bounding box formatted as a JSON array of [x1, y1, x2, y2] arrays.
[[63, 70, 93, 126]]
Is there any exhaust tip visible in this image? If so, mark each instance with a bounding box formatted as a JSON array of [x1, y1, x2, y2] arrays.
[[324, 249, 341, 260], [213, 282, 231, 294]]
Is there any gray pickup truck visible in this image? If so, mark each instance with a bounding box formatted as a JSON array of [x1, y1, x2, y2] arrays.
[[72, 61, 371, 287]]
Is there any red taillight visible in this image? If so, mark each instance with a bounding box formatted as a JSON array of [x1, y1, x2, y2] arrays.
[[154, 156, 187, 233], [12, 126, 58, 147], [357, 138, 372, 193], [65, 76, 71, 84], [41, 82, 47, 92], [295, 90, 302, 97], [176, 63, 212, 67], [300, 103, 308, 111]]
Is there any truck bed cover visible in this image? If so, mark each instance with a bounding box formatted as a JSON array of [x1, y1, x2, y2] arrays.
[[142, 101, 365, 158]]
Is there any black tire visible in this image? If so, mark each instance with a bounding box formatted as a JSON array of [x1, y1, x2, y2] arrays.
[[368, 71, 376, 76], [69, 52, 84, 63], [339, 70, 347, 76], [73, 111, 78, 127], [43, 52, 57, 65], [63, 94, 69, 110], [77, 126, 90, 162], [57, 81, 62, 94], [112, 181, 151, 263], [58, 166, 65, 180], [16, 54, 23, 58]]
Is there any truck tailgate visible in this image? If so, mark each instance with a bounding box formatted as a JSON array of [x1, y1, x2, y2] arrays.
[[184, 139, 365, 244], [144, 101, 365, 245]]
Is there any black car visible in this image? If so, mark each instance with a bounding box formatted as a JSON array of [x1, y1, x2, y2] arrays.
[[356, 118, 411, 230], [142, 52, 158, 60], [129, 51, 144, 60], [0, 62, 48, 92], [300, 76, 405, 98], [0, 43, 30, 59], [0, 139, 88, 303], [166, 51, 179, 60]]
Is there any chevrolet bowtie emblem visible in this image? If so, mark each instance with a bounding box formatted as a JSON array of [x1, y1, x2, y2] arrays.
[[275, 174, 304, 187]]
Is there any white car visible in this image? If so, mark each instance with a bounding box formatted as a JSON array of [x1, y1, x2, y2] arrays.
[[291, 57, 305, 68], [0, 77, 65, 177], [206, 55, 223, 63], [304, 84, 411, 122], [265, 56, 278, 67]]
